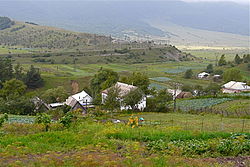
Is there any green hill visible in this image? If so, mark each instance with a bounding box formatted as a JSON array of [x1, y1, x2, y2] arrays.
[[0, 17, 111, 49]]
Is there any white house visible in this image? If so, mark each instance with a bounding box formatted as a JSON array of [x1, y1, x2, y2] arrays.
[[167, 89, 182, 99], [198, 72, 210, 79], [66, 90, 93, 107], [222, 81, 250, 93], [101, 82, 146, 111]]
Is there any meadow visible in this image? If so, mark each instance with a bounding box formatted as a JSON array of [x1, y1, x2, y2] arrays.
[[0, 112, 249, 167]]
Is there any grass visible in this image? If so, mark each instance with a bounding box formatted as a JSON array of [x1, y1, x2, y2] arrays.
[[0, 112, 249, 166]]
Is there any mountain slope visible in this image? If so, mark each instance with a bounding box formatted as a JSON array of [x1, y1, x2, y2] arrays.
[[0, 18, 111, 49]]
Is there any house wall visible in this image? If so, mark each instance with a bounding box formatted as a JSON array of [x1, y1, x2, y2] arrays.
[[102, 93, 146, 111]]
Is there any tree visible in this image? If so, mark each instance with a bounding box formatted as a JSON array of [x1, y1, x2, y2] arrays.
[[0, 113, 8, 127], [90, 68, 119, 98], [204, 83, 221, 97], [146, 89, 172, 112], [223, 68, 243, 82], [243, 54, 250, 63], [182, 84, 193, 92], [0, 57, 13, 83], [25, 65, 44, 89], [184, 69, 193, 79], [103, 86, 121, 115], [0, 79, 26, 99], [123, 88, 144, 110], [214, 69, 223, 75], [205, 64, 213, 73], [35, 113, 51, 132], [41, 86, 68, 104], [234, 54, 242, 65], [194, 85, 204, 96], [218, 54, 227, 66], [248, 64, 250, 71], [14, 63, 25, 81], [121, 72, 150, 94]]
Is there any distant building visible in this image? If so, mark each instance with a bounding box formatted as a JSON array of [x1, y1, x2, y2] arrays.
[[66, 90, 93, 112], [167, 89, 193, 99], [167, 89, 182, 99], [176, 92, 193, 99], [198, 72, 210, 79], [222, 81, 250, 93], [102, 82, 146, 111]]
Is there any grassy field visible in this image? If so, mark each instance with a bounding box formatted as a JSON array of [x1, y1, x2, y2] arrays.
[[0, 112, 249, 166]]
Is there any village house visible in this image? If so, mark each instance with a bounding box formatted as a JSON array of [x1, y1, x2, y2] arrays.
[[65, 90, 93, 112], [102, 82, 146, 111], [167, 89, 192, 99], [198, 72, 210, 79], [222, 81, 250, 93]]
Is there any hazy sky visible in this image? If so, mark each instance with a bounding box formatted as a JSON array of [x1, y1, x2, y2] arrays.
[[1, 0, 249, 4]]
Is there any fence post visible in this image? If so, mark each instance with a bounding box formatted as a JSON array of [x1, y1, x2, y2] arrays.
[[242, 119, 245, 132]]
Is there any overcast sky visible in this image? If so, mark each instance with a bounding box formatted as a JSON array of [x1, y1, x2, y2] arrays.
[[1, 0, 249, 4]]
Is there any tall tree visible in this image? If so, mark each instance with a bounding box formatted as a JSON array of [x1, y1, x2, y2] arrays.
[[14, 63, 25, 81], [25, 65, 43, 88], [205, 64, 213, 73], [184, 69, 193, 79], [123, 88, 144, 110], [205, 83, 221, 97], [0, 79, 26, 99], [234, 54, 242, 64], [103, 86, 121, 114], [218, 54, 227, 66], [41, 86, 68, 103], [223, 68, 242, 82], [121, 72, 150, 94], [90, 68, 119, 98], [0, 58, 13, 83]]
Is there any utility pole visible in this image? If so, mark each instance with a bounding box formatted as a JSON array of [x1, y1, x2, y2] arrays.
[[173, 83, 180, 112]]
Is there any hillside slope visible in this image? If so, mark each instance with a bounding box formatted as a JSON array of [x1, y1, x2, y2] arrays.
[[0, 18, 111, 49]]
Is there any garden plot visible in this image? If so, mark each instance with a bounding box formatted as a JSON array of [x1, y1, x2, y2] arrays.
[[150, 77, 172, 82], [175, 98, 232, 112], [163, 66, 204, 74], [149, 83, 167, 90], [7, 115, 35, 124]]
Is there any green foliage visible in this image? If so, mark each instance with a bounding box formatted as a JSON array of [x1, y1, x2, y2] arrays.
[[25, 65, 44, 89], [0, 96, 35, 115], [223, 68, 242, 82], [205, 64, 213, 73], [184, 69, 193, 79], [103, 86, 121, 112], [0, 57, 13, 83], [0, 113, 8, 127], [0, 79, 26, 99], [40, 86, 68, 103], [213, 69, 223, 75], [90, 68, 119, 98], [181, 84, 193, 92], [146, 89, 172, 112], [218, 54, 227, 66], [121, 72, 150, 94], [204, 83, 221, 96], [147, 133, 250, 157], [123, 88, 144, 110], [60, 112, 76, 128], [234, 54, 242, 64], [35, 113, 51, 131], [243, 54, 250, 63]]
